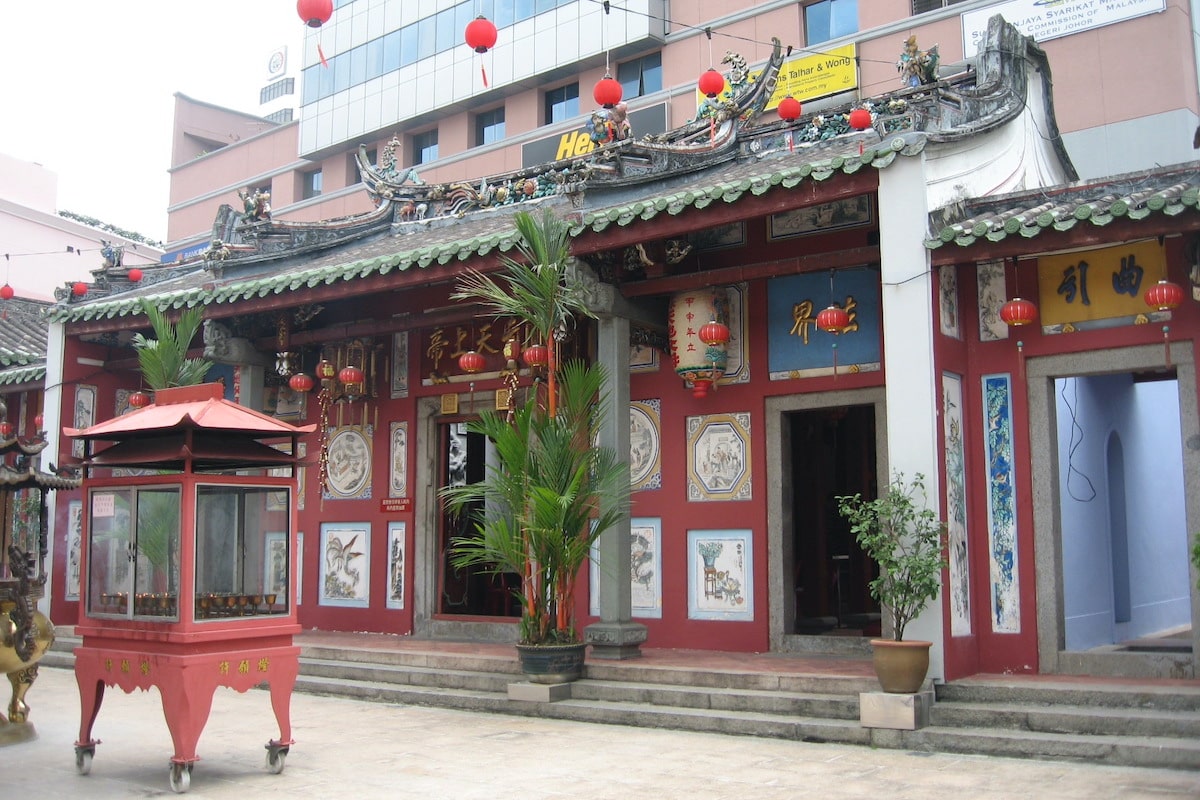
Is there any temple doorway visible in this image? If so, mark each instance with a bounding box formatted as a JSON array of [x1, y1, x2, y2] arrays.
[[787, 404, 880, 636], [435, 420, 520, 619]]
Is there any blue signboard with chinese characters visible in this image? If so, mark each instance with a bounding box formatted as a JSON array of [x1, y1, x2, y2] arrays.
[[766, 267, 881, 379]]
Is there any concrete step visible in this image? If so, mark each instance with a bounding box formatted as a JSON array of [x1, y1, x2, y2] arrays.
[[301, 656, 515, 693], [42, 631, 1200, 770], [570, 678, 861, 720], [294, 672, 871, 745], [933, 700, 1200, 738], [937, 679, 1200, 712], [905, 724, 1200, 771]]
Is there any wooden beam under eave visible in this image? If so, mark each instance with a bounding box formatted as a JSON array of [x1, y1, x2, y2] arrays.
[[570, 169, 880, 256], [928, 216, 1197, 267], [619, 245, 881, 298]]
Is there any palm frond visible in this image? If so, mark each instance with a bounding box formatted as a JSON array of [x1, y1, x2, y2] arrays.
[[132, 299, 214, 390]]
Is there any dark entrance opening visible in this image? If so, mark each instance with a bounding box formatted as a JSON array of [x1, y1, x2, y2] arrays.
[[788, 405, 879, 636], [436, 421, 520, 618]]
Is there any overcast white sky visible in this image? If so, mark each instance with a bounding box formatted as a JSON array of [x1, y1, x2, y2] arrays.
[[0, 1, 302, 245]]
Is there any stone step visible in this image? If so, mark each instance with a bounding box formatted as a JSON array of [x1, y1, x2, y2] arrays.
[[294, 672, 872, 745], [581, 660, 876, 695], [42, 632, 1200, 770], [933, 700, 1200, 738], [569, 678, 861, 720], [938, 679, 1200, 712], [906, 724, 1200, 771], [300, 644, 522, 675], [301, 656, 515, 693]]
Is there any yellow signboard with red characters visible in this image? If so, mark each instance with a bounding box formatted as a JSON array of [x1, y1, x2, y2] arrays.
[[694, 44, 858, 112], [1036, 239, 1168, 328]]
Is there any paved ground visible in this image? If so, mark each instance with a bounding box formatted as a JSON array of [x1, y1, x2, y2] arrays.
[[4, 666, 1199, 799]]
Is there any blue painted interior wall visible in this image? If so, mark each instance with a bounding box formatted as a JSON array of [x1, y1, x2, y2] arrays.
[[1056, 374, 1192, 650]]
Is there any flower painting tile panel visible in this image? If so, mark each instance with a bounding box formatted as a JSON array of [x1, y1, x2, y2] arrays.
[[114, 388, 133, 417], [939, 264, 961, 340], [630, 341, 659, 372], [983, 374, 1020, 633], [319, 523, 369, 608], [977, 260, 1010, 342], [629, 399, 661, 492], [66, 500, 83, 600], [73, 384, 96, 458], [391, 331, 409, 398], [389, 422, 408, 498], [687, 412, 752, 501], [942, 372, 971, 636], [719, 283, 750, 386], [386, 521, 405, 609], [590, 518, 662, 618], [263, 532, 288, 600], [687, 530, 753, 621], [324, 425, 373, 500]]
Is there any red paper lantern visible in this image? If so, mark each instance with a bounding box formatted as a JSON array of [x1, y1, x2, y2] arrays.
[[0, 284, 13, 300], [0, 422, 13, 438], [297, 0, 333, 28], [698, 68, 726, 99], [999, 297, 1038, 327], [848, 108, 873, 130], [458, 351, 486, 374], [316, 359, 337, 381], [1144, 279, 1185, 311], [464, 15, 498, 53], [593, 75, 623, 109], [339, 365, 365, 385], [522, 343, 549, 368], [34, 413, 43, 430], [72, 281, 88, 297], [127, 268, 143, 282], [777, 95, 802, 122], [289, 372, 315, 393], [128, 391, 151, 409], [699, 319, 730, 346], [817, 305, 850, 333]]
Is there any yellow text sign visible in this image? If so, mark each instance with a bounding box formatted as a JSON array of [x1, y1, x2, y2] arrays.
[[1037, 240, 1167, 326]]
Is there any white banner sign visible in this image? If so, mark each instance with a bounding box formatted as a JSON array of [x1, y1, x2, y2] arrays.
[[962, 0, 1165, 54]]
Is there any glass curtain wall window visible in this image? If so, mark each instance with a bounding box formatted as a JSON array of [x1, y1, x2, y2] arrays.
[[303, 169, 323, 199], [413, 130, 439, 165], [805, 0, 858, 45], [302, 0, 578, 106], [911, 0, 969, 13], [544, 83, 579, 124], [475, 108, 506, 146], [617, 52, 662, 100]]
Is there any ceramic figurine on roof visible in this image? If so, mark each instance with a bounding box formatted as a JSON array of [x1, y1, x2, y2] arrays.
[[897, 35, 939, 87], [589, 102, 632, 145], [99, 240, 124, 268], [237, 187, 272, 222]]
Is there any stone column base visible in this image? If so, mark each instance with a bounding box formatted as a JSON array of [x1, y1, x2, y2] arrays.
[[859, 690, 935, 730], [584, 621, 648, 660]]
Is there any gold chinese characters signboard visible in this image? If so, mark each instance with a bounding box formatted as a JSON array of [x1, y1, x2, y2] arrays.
[[1036, 240, 1167, 328]]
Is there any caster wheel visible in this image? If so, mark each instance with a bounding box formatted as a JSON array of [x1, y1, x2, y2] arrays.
[[267, 748, 287, 775], [75, 749, 93, 775], [169, 762, 192, 793]]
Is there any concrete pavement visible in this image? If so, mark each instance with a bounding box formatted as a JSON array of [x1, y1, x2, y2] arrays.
[[5, 665, 1199, 799]]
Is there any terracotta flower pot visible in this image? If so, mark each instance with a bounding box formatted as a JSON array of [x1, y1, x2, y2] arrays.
[[870, 638, 932, 693]]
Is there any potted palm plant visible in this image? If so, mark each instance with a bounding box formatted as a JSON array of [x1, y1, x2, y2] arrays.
[[439, 209, 632, 683], [836, 472, 947, 693]]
